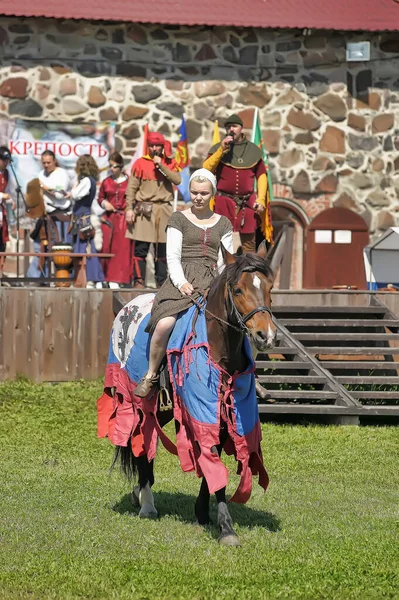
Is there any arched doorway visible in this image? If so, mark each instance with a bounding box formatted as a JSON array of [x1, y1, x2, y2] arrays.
[[268, 200, 309, 289], [304, 207, 369, 289]]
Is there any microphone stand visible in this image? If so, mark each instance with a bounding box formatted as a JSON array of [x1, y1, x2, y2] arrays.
[[8, 159, 28, 281]]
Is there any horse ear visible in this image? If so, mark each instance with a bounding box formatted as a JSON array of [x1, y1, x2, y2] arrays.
[[257, 240, 268, 259], [221, 244, 236, 265]]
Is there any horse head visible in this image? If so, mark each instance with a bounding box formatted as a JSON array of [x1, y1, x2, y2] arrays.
[[221, 242, 277, 352]]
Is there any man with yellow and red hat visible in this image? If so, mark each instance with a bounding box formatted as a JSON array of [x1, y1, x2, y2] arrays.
[[126, 132, 181, 288], [204, 114, 270, 253]]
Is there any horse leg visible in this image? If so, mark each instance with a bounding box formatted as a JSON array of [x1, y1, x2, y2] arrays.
[[212, 430, 240, 546], [136, 455, 158, 519], [215, 487, 240, 547], [195, 478, 211, 525]]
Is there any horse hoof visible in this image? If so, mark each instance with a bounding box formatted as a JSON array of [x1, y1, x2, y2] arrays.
[[131, 486, 140, 507], [139, 505, 158, 519], [218, 533, 241, 547]]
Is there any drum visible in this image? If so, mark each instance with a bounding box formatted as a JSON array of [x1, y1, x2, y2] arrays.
[[52, 243, 73, 288]]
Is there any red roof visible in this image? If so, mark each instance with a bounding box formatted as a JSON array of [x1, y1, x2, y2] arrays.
[[3, 0, 399, 31]]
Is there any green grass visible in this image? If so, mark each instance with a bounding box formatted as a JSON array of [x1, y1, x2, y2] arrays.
[[0, 379, 398, 600]]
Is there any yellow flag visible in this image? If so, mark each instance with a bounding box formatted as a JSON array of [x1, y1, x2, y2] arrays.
[[212, 120, 221, 146]]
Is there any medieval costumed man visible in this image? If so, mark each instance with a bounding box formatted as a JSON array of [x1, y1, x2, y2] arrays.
[[0, 147, 15, 276], [203, 114, 272, 254], [125, 132, 181, 288]]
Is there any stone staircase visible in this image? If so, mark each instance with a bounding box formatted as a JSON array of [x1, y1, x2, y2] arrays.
[[256, 296, 399, 421]]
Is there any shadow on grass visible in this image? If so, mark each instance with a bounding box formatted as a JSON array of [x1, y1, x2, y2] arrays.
[[112, 491, 281, 533]]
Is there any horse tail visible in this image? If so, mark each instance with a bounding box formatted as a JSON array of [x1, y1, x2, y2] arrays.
[[110, 441, 137, 481]]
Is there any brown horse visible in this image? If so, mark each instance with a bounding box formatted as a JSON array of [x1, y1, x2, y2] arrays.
[[100, 243, 276, 547]]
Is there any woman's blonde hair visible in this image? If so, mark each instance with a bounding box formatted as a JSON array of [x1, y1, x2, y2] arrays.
[[76, 154, 99, 181]]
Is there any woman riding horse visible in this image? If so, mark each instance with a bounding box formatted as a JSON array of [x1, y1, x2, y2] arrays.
[[134, 168, 233, 397], [98, 169, 277, 546]]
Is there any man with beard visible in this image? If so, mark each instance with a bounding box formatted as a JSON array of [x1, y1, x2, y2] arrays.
[[126, 132, 181, 288], [204, 114, 269, 253]]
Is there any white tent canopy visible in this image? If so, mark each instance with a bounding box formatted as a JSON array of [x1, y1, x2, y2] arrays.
[[363, 227, 399, 290]]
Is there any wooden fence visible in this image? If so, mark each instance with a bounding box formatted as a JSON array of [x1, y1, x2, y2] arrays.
[[0, 288, 398, 382]]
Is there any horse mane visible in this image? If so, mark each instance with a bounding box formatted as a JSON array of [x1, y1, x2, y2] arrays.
[[209, 252, 273, 295]]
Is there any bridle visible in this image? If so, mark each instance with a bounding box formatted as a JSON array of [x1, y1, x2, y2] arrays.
[[227, 284, 273, 335], [191, 268, 273, 335]]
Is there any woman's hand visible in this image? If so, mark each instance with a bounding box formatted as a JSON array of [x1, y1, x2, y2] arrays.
[[102, 200, 115, 212], [126, 209, 135, 225], [179, 282, 194, 296]]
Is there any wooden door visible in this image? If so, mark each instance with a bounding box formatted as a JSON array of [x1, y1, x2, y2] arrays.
[[304, 207, 369, 289]]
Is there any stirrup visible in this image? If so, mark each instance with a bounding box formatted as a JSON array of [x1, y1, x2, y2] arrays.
[[159, 387, 173, 412], [134, 373, 159, 398]]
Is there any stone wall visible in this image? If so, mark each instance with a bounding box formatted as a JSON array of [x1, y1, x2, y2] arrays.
[[0, 17, 398, 235]]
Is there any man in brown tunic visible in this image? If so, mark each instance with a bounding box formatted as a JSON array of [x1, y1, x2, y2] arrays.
[[126, 132, 181, 287], [203, 114, 268, 253]]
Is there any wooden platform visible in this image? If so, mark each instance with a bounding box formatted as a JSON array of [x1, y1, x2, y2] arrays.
[[1, 288, 399, 421]]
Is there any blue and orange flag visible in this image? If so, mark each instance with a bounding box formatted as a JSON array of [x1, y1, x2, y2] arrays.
[[175, 116, 191, 203]]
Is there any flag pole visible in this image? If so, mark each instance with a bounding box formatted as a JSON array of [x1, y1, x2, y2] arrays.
[[173, 188, 178, 212], [251, 108, 259, 143]]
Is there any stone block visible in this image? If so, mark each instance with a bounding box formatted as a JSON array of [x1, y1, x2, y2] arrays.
[[319, 126, 345, 154], [348, 133, 378, 152], [100, 106, 118, 121], [239, 46, 258, 65], [314, 93, 347, 122], [186, 119, 202, 143], [366, 190, 390, 207], [294, 132, 314, 144], [279, 148, 302, 168], [122, 105, 149, 121], [132, 84, 161, 104], [287, 107, 320, 130], [0, 77, 28, 99], [88, 86, 106, 107], [315, 174, 338, 193], [126, 24, 148, 44], [238, 84, 271, 108], [368, 92, 382, 110], [62, 98, 88, 116], [195, 44, 217, 61], [263, 130, 280, 155], [348, 113, 366, 132], [275, 88, 303, 106], [372, 114, 394, 133], [194, 81, 226, 98], [122, 123, 140, 139], [9, 99, 42, 117], [334, 192, 358, 211], [261, 111, 281, 127], [352, 173, 373, 189], [156, 102, 184, 118], [193, 102, 215, 120], [376, 210, 396, 230], [312, 156, 335, 171], [59, 78, 77, 97], [292, 170, 311, 194], [372, 158, 385, 172]]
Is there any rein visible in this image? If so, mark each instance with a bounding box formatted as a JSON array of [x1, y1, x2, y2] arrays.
[[190, 279, 273, 336]]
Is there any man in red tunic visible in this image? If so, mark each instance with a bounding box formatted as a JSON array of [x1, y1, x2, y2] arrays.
[[126, 132, 181, 288], [0, 147, 15, 275], [204, 114, 268, 253]]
